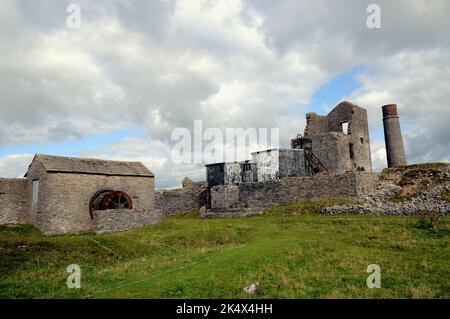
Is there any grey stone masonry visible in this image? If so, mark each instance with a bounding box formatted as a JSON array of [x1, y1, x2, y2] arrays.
[[92, 209, 162, 234], [0, 178, 28, 224], [155, 178, 208, 215], [209, 172, 380, 213], [304, 102, 372, 173], [382, 104, 407, 167], [252, 149, 306, 182]]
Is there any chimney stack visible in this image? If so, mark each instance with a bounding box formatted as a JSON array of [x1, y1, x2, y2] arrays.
[[382, 104, 407, 167]]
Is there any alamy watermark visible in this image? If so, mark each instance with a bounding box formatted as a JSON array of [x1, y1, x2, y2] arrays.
[[171, 120, 279, 164], [366, 264, 381, 289], [366, 4, 381, 29], [66, 4, 81, 29], [66, 264, 81, 289]]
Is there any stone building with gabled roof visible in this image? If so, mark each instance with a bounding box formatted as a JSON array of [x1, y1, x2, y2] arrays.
[[1, 154, 160, 235]]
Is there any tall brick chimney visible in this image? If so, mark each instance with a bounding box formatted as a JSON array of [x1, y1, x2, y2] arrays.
[[382, 104, 407, 167]]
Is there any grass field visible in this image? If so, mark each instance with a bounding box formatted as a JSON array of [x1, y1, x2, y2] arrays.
[[0, 199, 449, 299]]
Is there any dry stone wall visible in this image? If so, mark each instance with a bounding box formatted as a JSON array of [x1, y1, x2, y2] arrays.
[[92, 209, 162, 234], [155, 180, 207, 215], [0, 178, 28, 225]]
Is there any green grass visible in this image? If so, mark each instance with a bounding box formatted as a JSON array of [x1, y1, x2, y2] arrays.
[[0, 200, 449, 299]]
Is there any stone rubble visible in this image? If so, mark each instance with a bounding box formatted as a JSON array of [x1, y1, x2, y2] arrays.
[[322, 167, 450, 216]]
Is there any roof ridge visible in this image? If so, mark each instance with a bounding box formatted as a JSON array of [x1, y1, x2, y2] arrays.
[[32, 154, 154, 177], [35, 154, 144, 164]]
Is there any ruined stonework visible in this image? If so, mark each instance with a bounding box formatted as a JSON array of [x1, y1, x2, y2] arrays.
[[304, 101, 372, 173], [209, 172, 380, 213], [206, 162, 255, 186], [155, 178, 208, 215], [382, 104, 407, 167], [0, 154, 160, 235], [252, 149, 306, 181], [0, 178, 28, 224], [322, 164, 450, 216]]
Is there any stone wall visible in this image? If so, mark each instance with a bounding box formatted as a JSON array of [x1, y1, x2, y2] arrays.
[[209, 172, 380, 212], [252, 149, 306, 182], [252, 150, 279, 181], [206, 163, 225, 187], [155, 180, 207, 215], [0, 178, 28, 225], [224, 163, 243, 185], [92, 209, 162, 234]]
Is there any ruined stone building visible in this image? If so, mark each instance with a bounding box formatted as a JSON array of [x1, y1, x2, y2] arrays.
[[206, 102, 373, 189], [204, 102, 378, 216], [298, 101, 372, 173], [0, 154, 160, 235], [0, 102, 413, 233]]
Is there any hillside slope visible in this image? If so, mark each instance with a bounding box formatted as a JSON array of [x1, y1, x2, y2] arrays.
[[323, 163, 450, 215]]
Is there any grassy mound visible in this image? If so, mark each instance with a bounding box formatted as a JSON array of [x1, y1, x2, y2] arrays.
[[1, 202, 449, 299]]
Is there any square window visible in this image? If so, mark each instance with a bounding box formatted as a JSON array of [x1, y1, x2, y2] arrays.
[[341, 122, 349, 134]]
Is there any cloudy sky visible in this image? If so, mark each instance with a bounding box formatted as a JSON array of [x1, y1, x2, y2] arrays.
[[0, 0, 449, 188]]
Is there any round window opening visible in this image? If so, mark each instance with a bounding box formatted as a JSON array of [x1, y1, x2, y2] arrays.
[[90, 190, 133, 215]]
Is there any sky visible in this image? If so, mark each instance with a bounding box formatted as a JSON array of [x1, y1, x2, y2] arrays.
[[0, 0, 449, 188]]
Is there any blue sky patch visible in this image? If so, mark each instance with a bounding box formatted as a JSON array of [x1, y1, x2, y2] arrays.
[[0, 128, 145, 157], [309, 66, 366, 114]]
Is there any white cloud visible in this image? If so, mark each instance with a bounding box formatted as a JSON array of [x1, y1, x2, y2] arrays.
[[0, 154, 34, 178]]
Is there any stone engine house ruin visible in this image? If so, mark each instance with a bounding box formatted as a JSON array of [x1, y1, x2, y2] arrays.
[[204, 102, 381, 216], [205, 102, 373, 190]]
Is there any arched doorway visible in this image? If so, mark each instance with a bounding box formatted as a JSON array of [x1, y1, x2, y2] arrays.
[[89, 190, 133, 217]]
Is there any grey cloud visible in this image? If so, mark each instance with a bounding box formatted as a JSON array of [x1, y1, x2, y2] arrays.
[[0, 0, 448, 187]]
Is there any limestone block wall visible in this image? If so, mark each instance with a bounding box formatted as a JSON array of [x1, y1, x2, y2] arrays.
[[206, 163, 225, 187], [252, 150, 280, 181], [41, 173, 155, 235], [210, 172, 379, 211], [92, 209, 162, 234], [309, 133, 346, 172], [206, 163, 246, 186], [211, 185, 240, 210], [155, 182, 207, 215], [278, 149, 306, 177], [0, 178, 29, 225], [355, 173, 380, 195], [224, 163, 243, 185]]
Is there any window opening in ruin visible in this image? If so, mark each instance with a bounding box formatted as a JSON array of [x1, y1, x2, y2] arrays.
[[243, 163, 251, 171], [32, 180, 39, 205], [360, 137, 364, 143], [341, 122, 349, 134], [349, 143, 355, 160]]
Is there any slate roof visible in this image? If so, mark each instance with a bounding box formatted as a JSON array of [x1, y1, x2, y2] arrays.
[[27, 154, 154, 177]]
